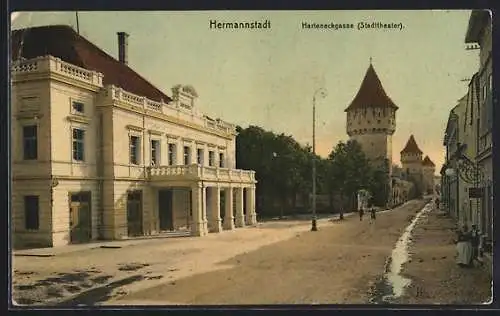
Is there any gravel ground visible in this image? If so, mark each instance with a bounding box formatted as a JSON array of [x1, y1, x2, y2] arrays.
[[109, 200, 428, 305], [392, 209, 492, 305]]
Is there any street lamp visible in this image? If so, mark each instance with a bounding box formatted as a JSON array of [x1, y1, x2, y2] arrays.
[[311, 87, 327, 232], [271, 152, 283, 219]]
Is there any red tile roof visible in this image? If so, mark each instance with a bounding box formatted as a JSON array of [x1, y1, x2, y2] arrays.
[[345, 63, 399, 112], [11, 25, 172, 103], [422, 155, 435, 167], [401, 135, 423, 155]]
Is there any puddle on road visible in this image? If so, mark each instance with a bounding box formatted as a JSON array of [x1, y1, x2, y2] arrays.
[[370, 202, 433, 304]]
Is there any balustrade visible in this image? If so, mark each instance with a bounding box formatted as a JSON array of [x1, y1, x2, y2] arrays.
[[148, 165, 255, 183], [12, 56, 237, 134], [12, 55, 103, 87]]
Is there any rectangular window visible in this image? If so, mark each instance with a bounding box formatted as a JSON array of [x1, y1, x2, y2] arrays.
[[72, 128, 85, 161], [130, 136, 140, 165], [23, 125, 38, 160], [72, 101, 85, 114], [219, 152, 225, 168], [24, 195, 39, 230], [183, 146, 191, 165], [197, 148, 204, 165], [168, 143, 176, 165], [208, 150, 215, 167], [151, 140, 160, 166]]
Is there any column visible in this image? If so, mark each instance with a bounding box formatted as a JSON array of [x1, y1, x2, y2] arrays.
[[175, 139, 183, 165], [223, 187, 235, 230], [234, 187, 245, 227], [202, 185, 208, 227], [245, 185, 257, 225], [208, 186, 222, 232], [190, 183, 208, 236]]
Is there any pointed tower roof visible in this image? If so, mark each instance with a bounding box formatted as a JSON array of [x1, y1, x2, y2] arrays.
[[344, 62, 399, 112], [422, 156, 435, 167], [401, 135, 423, 154]]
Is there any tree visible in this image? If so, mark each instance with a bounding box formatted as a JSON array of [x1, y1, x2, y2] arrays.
[[326, 140, 373, 218], [236, 125, 326, 217]]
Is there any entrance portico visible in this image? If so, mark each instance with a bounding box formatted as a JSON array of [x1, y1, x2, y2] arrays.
[[148, 164, 257, 237]]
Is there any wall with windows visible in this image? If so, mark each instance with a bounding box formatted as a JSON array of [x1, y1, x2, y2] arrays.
[[11, 180, 53, 248], [109, 105, 236, 179], [11, 81, 52, 178], [49, 81, 100, 178]]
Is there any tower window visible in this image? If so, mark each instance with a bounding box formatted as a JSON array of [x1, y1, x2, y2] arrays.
[[377, 120, 381, 124], [367, 120, 371, 124]]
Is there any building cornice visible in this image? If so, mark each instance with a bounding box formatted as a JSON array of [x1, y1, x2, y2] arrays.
[[126, 124, 145, 132], [112, 101, 234, 140], [67, 115, 91, 125]]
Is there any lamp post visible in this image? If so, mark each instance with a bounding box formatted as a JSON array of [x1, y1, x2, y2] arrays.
[[311, 87, 327, 232], [271, 152, 283, 219]]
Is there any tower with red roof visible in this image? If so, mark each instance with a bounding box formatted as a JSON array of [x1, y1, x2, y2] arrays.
[[400, 135, 425, 195], [345, 61, 398, 173]]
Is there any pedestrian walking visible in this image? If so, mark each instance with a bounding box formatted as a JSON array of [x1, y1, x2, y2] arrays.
[[359, 208, 364, 221], [470, 224, 482, 266], [456, 224, 473, 268], [370, 207, 376, 224]]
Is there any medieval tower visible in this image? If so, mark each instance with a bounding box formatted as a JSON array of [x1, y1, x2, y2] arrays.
[[400, 135, 424, 194], [400, 135, 436, 196], [345, 62, 398, 176], [422, 155, 437, 194]]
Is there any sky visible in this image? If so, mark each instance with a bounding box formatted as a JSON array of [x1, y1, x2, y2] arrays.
[[11, 10, 479, 173]]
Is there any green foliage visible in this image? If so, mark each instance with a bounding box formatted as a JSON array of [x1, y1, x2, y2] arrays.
[[235, 125, 389, 216]]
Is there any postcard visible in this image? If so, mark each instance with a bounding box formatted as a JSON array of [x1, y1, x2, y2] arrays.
[[10, 10, 493, 307]]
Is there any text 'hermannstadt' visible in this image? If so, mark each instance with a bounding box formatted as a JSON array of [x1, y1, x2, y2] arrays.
[[210, 20, 271, 30]]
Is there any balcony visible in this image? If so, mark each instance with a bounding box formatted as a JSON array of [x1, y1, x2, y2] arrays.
[[11, 55, 104, 87], [99, 85, 236, 136], [147, 164, 256, 184]]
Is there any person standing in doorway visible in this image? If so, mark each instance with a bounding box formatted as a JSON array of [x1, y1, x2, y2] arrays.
[[470, 224, 482, 266], [456, 224, 473, 267]]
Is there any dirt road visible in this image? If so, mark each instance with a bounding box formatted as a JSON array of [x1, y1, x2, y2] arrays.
[[393, 209, 492, 304], [107, 200, 428, 305], [12, 199, 428, 306]]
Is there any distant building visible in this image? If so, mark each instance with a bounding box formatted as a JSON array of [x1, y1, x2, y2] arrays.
[[345, 61, 398, 205], [400, 135, 436, 196], [422, 156, 436, 194], [11, 25, 257, 248]]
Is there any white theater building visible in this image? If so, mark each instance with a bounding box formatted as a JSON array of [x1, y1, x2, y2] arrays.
[[11, 25, 257, 248]]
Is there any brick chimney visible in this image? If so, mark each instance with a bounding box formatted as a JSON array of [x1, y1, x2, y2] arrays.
[[117, 32, 129, 65]]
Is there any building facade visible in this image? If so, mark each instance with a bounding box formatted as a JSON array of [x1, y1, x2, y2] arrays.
[[442, 10, 493, 250], [11, 25, 257, 248], [465, 9, 493, 244]]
